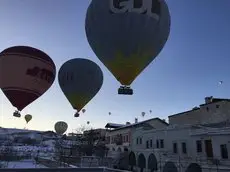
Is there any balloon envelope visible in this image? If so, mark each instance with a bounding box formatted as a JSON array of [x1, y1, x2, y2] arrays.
[[58, 58, 103, 112], [25, 114, 32, 123], [141, 112, 145, 117], [85, 0, 171, 86], [0, 46, 56, 111], [55, 121, 68, 135]]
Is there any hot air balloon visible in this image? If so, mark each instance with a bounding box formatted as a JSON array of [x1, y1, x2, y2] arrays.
[[150, 110, 152, 113], [109, 112, 111, 115], [87, 121, 90, 125], [141, 112, 145, 117], [85, 0, 171, 95], [58, 58, 103, 117], [0, 46, 56, 117], [25, 114, 32, 124], [82, 109, 86, 113], [219, 81, 223, 85], [54, 121, 68, 135]]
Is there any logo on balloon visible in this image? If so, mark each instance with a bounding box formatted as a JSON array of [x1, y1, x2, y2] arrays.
[[109, 0, 160, 20], [26, 67, 54, 83]]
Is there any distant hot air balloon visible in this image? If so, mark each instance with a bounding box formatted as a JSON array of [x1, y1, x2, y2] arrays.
[[0, 46, 56, 117], [150, 110, 152, 113], [82, 109, 86, 113], [141, 112, 146, 117], [87, 121, 90, 125], [25, 114, 32, 124], [58, 58, 103, 117], [219, 81, 223, 85], [109, 112, 111, 115], [85, 0, 171, 95], [54, 121, 68, 135]]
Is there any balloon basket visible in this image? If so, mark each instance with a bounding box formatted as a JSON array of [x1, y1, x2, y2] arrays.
[[74, 112, 80, 117], [13, 111, 21, 118], [118, 86, 133, 95]]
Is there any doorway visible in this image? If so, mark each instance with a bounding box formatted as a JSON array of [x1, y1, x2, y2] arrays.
[[205, 139, 213, 158]]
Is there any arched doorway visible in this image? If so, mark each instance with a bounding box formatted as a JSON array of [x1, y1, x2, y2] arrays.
[[186, 163, 202, 172], [163, 161, 178, 172], [129, 151, 136, 171], [138, 153, 146, 172], [148, 153, 158, 172]]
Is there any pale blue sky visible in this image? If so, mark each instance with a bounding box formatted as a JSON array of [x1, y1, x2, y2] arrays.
[[0, 0, 230, 133]]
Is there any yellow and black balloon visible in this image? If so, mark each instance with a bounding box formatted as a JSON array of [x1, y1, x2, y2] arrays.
[[58, 58, 103, 117], [85, 0, 171, 95]]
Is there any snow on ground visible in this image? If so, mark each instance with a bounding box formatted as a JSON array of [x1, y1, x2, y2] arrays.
[[1, 160, 47, 168]]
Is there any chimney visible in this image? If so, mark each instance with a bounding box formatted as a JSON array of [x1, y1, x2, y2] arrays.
[[135, 118, 138, 123], [205, 96, 213, 104]]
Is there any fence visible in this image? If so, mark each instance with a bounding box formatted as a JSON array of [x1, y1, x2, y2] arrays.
[[0, 167, 130, 172], [132, 157, 230, 172], [1, 147, 230, 171]]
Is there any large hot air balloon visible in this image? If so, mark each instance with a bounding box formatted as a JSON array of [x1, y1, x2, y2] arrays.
[[25, 114, 32, 123], [54, 121, 68, 135], [85, 0, 171, 95], [58, 58, 103, 117], [0, 46, 56, 117]]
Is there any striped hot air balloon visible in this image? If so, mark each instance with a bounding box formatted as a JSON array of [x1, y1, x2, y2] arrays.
[[0, 46, 56, 117], [54, 121, 68, 135]]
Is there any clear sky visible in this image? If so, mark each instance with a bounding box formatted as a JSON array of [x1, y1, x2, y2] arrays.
[[0, 0, 230, 133]]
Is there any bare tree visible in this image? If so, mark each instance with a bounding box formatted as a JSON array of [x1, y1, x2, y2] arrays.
[[75, 125, 91, 134]]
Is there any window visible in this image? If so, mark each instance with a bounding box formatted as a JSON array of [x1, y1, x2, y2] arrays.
[[182, 142, 187, 154], [196, 140, 202, 153], [107, 136, 111, 144], [220, 144, 228, 159], [173, 143, 178, 153], [146, 141, 149, 149], [156, 140, 159, 148], [160, 139, 164, 148], [150, 139, 153, 148], [140, 138, 142, 144], [136, 138, 139, 145], [216, 104, 220, 108], [126, 135, 129, 142]]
